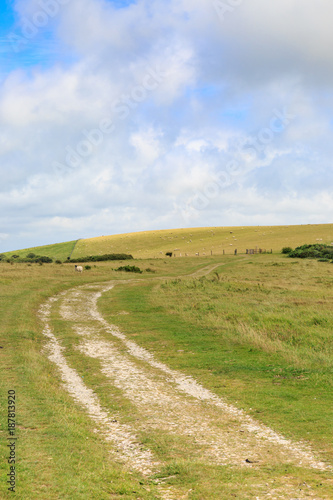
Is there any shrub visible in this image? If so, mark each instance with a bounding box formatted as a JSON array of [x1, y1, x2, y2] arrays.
[[37, 256, 53, 263], [55, 260, 62, 264], [11, 254, 19, 259], [26, 253, 36, 258], [0, 254, 6, 261], [165, 252, 173, 257], [289, 244, 333, 260], [282, 247, 293, 254], [85, 265, 91, 270], [145, 268, 156, 273], [115, 265, 142, 274]]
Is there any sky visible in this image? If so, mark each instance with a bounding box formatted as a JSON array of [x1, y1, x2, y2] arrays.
[[0, 0, 333, 252]]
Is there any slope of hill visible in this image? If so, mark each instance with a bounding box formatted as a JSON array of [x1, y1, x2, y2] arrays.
[[3, 224, 333, 261], [2, 240, 78, 261]]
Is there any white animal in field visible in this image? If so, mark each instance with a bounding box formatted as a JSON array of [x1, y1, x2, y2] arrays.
[[75, 265, 83, 272]]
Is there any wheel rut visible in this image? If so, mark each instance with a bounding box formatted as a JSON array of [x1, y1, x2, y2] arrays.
[[38, 264, 332, 499]]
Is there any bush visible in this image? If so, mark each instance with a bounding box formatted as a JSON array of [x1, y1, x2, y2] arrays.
[[85, 265, 91, 270], [289, 244, 333, 260], [145, 268, 156, 273], [11, 255, 19, 259], [0, 254, 6, 261], [165, 252, 173, 257], [282, 247, 293, 254], [26, 253, 36, 258], [55, 260, 62, 264], [115, 265, 142, 274], [37, 256, 53, 263]]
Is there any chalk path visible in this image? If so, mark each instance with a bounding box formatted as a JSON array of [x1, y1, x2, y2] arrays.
[[38, 265, 331, 499]]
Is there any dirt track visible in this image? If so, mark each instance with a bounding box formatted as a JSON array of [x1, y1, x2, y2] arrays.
[[38, 265, 331, 499]]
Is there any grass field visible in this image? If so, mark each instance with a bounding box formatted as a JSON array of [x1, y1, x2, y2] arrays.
[[3, 223, 333, 261], [1, 226, 333, 498], [99, 255, 333, 457], [0, 259, 213, 499]]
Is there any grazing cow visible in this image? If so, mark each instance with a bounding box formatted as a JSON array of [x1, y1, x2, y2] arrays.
[[75, 265, 83, 272]]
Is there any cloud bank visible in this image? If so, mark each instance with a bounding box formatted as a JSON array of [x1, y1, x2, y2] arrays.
[[0, 0, 333, 251]]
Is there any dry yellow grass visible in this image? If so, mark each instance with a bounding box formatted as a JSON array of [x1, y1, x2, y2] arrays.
[[72, 223, 333, 259], [4, 223, 333, 261]]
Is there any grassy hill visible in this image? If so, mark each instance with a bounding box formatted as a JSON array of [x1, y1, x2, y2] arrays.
[[3, 223, 333, 261], [2, 240, 78, 261]]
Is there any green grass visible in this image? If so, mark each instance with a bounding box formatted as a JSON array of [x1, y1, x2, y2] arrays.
[[1, 253, 333, 498], [1, 240, 78, 262], [0, 260, 183, 499], [98, 254, 333, 464], [0, 257, 223, 498]]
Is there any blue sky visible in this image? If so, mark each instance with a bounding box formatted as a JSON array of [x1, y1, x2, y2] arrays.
[[1, 0, 333, 251]]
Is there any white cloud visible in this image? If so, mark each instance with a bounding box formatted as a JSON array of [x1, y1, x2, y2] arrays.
[[0, 0, 332, 251]]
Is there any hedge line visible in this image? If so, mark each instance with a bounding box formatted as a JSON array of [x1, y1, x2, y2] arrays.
[[0, 252, 134, 264], [0, 254, 53, 263], [68, 253, 133, 263]]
